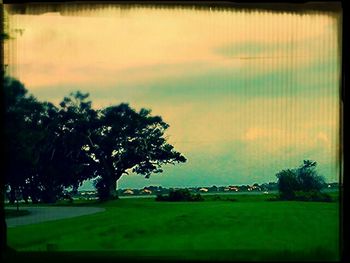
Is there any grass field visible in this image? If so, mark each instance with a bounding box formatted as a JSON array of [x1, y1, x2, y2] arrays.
[[6, 193, 340, 261]]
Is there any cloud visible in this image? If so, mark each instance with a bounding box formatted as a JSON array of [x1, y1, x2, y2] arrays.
[[5, 7, 339, 90]]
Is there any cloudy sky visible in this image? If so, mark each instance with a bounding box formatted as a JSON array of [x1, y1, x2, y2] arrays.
[[5, 5, 341, 189]]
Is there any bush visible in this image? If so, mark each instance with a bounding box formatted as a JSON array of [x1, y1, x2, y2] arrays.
[[209, 194, 237, 202], [59, 191, 74, 203], [266, 195, 280, 201], [156, 189, 203, 202], [293, 191, 332, 202], [276, 160, 328, 201]]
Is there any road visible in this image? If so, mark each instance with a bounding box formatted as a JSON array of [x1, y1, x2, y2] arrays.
[[5, 207, 105, 228]]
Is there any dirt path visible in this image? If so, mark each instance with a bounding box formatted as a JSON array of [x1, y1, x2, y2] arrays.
[[6, 207, 105, 228]]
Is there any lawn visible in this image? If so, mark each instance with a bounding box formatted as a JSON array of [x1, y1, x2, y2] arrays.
[[5, 193, 340, 261]]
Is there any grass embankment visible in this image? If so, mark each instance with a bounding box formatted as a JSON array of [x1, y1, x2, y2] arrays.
[[6, 192, 340, 261]]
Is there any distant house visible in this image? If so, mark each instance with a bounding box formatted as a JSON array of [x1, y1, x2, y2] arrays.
[[251, 186, 261, 191], [123, 189, 134, 195], [142, 189, 152, 194], [199, 188, 209, 192], [228, 186, 239, 192]]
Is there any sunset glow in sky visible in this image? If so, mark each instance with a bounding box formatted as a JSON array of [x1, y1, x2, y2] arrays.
[[5, 5, 342, 189]]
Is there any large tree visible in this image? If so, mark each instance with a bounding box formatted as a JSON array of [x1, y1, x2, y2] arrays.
[[4, 77, 98, 203], [30, 92, 98, 203], [87, 104, 187, 200], [4, 76, 186, 202], [3, 76, 42, 203]]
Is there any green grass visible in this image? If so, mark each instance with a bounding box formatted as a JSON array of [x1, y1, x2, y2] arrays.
[[6, 193, 340, 261]]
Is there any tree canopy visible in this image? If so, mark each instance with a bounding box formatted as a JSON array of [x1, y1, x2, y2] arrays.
[[88, 103, 187, 200], [3, 75, 186, 202], [276, 160, 326, 200]]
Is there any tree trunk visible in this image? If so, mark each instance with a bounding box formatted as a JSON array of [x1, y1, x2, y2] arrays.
[[108, 179, 118, 200], [30, 189, 39, 204], [97, 156, 121, 201], [29, 182, 39, 204], [41, 189, 57, 203], [97, 172, 121, 201]]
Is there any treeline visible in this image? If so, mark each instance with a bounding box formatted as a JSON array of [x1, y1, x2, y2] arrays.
[[3, 76, 186, 203]]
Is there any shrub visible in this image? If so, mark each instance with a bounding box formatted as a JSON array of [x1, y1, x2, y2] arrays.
[[59, 191, 74, 203], [293, 191, 332, 202], [156, 189, 203, 202], [155, 194, 167, 201], [191, 193, 204, 201], [276, 169, 301, 200], [206, 195, 237, 202], [276, 160, 328, 201]]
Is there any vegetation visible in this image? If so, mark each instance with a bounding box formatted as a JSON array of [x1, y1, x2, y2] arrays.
[[276, 160, 330, 201], [6, 194, 339, 261], [90, 104, 186, 201], [3, 75, 186, 203], [156, 189, 203, 202], [293, 190, 333, 202]]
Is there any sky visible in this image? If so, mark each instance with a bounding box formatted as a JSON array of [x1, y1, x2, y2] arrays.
[[4, 5, 342, 189]]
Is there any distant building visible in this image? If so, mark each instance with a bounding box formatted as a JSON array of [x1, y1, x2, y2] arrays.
[[251, 186, 261, 191], [228, 186, 239, 191], [199, 188, 208, 192], [141, 189, 152, 194], [123, 189, 134, 195]]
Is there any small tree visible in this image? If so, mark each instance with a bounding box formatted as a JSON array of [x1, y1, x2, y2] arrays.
[[276, 169, 300, 200], [296, 160, 325, 192], [276, 160, 327, 201]]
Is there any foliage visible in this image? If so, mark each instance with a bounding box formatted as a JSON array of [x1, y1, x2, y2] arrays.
[[3, 76, 43, 203], [293, 191, 333, 202], [276, 160, 329, 201], [86, 104, 187, 200], [4, 77, 97, 203], [3, 75, 186, 202], [156, 189, 203, 202], [208, 194, 237, 202]]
